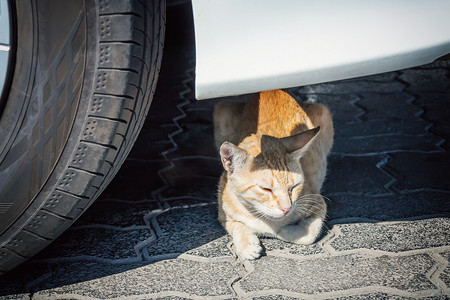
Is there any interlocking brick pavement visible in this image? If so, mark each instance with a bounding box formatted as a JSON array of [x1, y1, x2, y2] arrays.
[[1, 3, 449, 299]]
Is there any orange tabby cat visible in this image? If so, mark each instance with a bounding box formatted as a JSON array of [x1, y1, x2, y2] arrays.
[[214, 89, 333, 259]]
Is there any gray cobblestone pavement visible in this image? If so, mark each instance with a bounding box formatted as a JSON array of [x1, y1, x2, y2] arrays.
[[1, 4, 450, 300]]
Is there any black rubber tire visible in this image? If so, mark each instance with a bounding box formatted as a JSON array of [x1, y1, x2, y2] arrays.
[[0, 0, 165, 274]]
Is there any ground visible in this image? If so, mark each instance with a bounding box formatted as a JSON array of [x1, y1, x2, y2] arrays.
[[0, 3, 449, 300]]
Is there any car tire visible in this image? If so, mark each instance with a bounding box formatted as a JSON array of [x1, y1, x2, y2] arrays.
[[0, 0, 165, 274]]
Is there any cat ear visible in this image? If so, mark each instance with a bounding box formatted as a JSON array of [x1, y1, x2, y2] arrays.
[[219, 142, 250, 173], [280, 126, 320, 158]]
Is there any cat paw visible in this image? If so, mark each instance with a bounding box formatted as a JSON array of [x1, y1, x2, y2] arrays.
[[294, 217, 323, 244], [234, 234, 263, 260], [278, 217, 323, 245]]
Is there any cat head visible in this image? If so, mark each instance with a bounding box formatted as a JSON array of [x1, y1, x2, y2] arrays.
[[220, 127, 320, 219]]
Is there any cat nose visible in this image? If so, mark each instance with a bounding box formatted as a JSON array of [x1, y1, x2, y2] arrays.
[[280, 207, 291, 215]]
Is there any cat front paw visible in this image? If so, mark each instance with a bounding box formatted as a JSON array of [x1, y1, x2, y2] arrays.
[[278, 217, 323, 245], [233, 233, 263, 260]]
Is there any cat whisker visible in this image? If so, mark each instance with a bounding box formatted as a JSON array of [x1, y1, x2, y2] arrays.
[[295, 194, 329, 206], [298, 193, 328, 199], [296, 204, 325, 212], [295, 198, 324, 204], [295, 202, 327, 214], [296, 208, 327, 219], [298, 193, 332, 203], [297, 204, 327, 213], [294, 200, 327, 208], [247, 208, 271, 221], [303, 206, 327, 214], [291, 201, 326, 215]]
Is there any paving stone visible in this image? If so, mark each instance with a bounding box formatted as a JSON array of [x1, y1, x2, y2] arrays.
[[332, 134, 441, 154], [296, 79, 405, 95], [147, 48, 194, 125], [251, 296, 298, 300], [145, 205, 231, 258], [296, 90, 439, 153], [381, 152, 450, 192], [128, 124, 178, 160], [182, 106, 214, 125], [291, 93, 382, 148], [159, 194, 217, 208], [358, 93, 422, 126], [146, 95, 190, 125], [184, 235, 231, 259], [36, 227, 151, 260], [0, 295, 30, 300], [415, 91, 450, 106], [329, 218, 450, 252], [327, 191, 450, 221], [261, 236, 326, 256], [238, 254, 436, 295], [159, 158, 222, 202], [419, 60, 450, 69], [359, 93, 418, 123], [155, 297, 189, 300], [414, 91, 450, 150], [348, 71, 400, 82], [73, 199, 160, 227], [185, 97, 221, 110], [310, 94, 363, 125], [333, 122, 429, 141], [162, 158, 223, 184], [102, 159, 167, 200], [169, 125, 218, 158], [154, 297, 238, 300], [439, 250, 450, 290], [422, 102, 450, 139], [128, 140, 172, 161], [329, 293, 447, 299], [399, 68, 450, 92], [0, 262, 51, 297], [160, 176, 219, 203], [33, 261, 145, 296], [352, 95, 428, 134], [251, 295, 445, 300], [35, 259, 238, 299], [322, 155, 392, 195], [331, 94, 432, 140]]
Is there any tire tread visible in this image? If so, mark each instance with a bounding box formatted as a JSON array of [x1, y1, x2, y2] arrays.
[[0, 0, 165, 273]]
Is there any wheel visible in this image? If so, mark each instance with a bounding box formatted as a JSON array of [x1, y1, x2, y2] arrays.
[[0, 0, 165, 274]]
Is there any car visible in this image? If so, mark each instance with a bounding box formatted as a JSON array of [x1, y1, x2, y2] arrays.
[[0, 0, 449, 274]]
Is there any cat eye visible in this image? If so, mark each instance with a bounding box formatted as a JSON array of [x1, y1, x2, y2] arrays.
[[289, 182, 302, 193], [288, 183, 300, 199], [258, 186, 273, 193]]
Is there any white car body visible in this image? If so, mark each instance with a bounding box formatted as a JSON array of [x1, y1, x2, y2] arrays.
[[191, 0, 450, 100]]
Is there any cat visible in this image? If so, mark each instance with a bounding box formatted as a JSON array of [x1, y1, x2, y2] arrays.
[[213, 89, 333, 259]]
